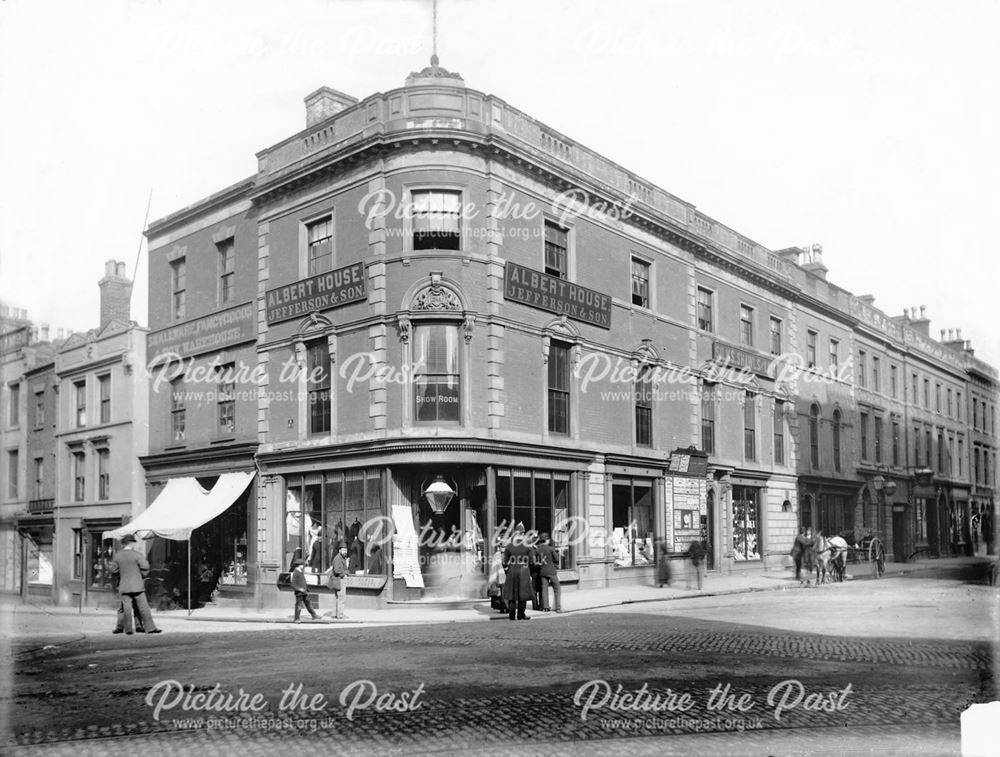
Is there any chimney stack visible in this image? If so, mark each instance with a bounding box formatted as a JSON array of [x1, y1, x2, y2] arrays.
[[909, 304, 931, 337], [99, 259, 131, 329], [304, 87, 358, 127]]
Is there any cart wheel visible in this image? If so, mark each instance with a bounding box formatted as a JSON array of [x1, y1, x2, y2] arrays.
[[870, 538, 886, 578]]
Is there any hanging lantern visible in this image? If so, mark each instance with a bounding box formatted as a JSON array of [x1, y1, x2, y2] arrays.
[[423, 476, 457, 515]]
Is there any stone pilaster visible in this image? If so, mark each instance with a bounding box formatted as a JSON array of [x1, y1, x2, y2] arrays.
[[256, 220, 270, 443]]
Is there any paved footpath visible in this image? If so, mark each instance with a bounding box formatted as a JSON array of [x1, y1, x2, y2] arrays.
[[3, 556, 993, 641]]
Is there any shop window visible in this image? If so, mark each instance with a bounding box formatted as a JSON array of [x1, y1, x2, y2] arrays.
[[412, 190, 461, 251], [634, 365, 652, 447], [494, 469, 571, 570], [414, 324, 460, 422], [307, 341, 331, 435], [548, 341, 570, 434], [285, 469, 386, 576], [24, 528, 54, 584], [731, 486, 761, 561], [89, 532, 115, 590], [72, 529, 83, 580], [544, 221, 568, 278], [611, 477, 654, 567]]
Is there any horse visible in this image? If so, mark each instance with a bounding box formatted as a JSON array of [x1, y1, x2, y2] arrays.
[[813, 532, 850, 584]]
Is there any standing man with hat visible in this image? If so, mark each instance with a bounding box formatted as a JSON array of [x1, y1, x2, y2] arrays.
[[535, 533, 562, 613], [111, 534, 160, 635], [324, 542, 350, 619]]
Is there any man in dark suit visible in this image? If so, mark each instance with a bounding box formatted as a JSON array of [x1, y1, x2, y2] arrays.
[[502, 524, 536, 620], [535, 533, 562, 613], [111, 533, 160, 634]]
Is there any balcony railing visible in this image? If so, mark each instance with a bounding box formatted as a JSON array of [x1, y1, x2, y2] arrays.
[[27, 498, 54, 513]]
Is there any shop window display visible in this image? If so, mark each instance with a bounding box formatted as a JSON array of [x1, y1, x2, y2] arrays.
[[611, 477, 655, 567], [90, 533, 115, 589], [494, 469, 571, 570], [285, 468, 387, 576], [24, 528, 54, 585], [732, 486, 761, 561]]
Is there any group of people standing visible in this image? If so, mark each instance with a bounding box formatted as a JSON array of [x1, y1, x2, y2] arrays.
[[790, 527, 821, 585], [489, 524, 562, 620]]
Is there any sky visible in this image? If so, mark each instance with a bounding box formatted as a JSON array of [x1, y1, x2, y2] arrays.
[[1, 0, 998, 366]]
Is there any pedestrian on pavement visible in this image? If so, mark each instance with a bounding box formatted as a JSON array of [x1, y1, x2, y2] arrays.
[[801, 527, 817, 585], [790, 527, 812, 583], [687, 537, 705, 590], [502, 523, 535, 620], [112, 570, 145, 634], [656, 538, 672, 587], [324, 542, 349, 619], [487, 543, 508, 613], [535, 533, 562, 613], [110, 533, 160, 635], [291, 558, 320, 623]]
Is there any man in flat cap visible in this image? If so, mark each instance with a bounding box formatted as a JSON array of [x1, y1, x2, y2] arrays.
[[291, 557, 320, 622]]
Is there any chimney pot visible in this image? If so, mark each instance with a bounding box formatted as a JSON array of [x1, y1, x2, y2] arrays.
[[956, 328, 962, 340], [941, 330, 946, 340], [920, 305, 926, 318], [304, 86, 358, 127]]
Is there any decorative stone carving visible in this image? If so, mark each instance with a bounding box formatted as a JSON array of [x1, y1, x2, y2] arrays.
[[412, 284, 461, 312], [463, 315, 475, 343], [396, 315, 412, 344]]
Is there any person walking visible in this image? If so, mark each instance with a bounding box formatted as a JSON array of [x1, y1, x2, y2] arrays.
[[290, 558, 320, 623], [502, 523, 535, 620], [535, 533, 562, 613], [110, 534, 160, 635], [325, 542, 349, 619], [687, 537, 706, 590]]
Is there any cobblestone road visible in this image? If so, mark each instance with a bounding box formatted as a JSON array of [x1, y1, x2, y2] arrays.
[[5, 604, 994, 756]]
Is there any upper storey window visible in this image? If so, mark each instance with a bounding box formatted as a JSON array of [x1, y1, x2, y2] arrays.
[[307, 217, 333, 275], [171, 258, 186, 320], [544, 221, 568, 278], [412, 190, 461, 251]]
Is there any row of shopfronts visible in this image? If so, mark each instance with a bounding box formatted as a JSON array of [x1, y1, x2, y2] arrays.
[[11, 441, 993, 611]]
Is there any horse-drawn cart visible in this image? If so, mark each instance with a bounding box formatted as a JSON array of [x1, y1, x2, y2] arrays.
[[823, 532, 886, 582]]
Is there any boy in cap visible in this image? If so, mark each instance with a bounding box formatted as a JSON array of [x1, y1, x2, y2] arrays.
[[291, 558, 320, 622]]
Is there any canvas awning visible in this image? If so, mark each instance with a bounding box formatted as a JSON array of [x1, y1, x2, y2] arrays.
[[103, 471, 254, 541]]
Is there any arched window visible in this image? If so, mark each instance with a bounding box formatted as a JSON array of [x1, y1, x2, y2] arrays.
[[809, 404, 820, 469], [833, 409, 842, 473]]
